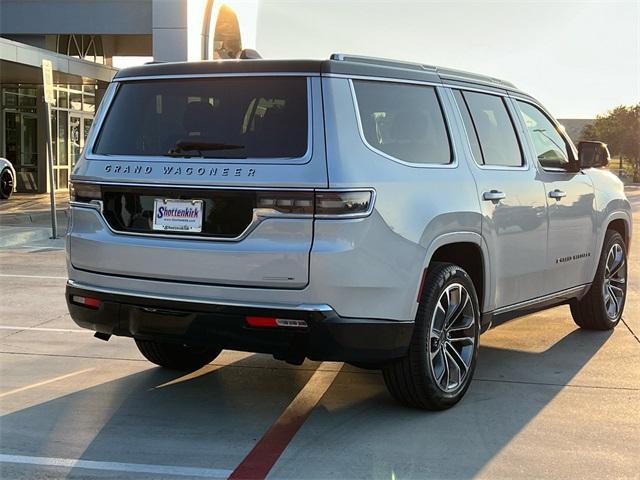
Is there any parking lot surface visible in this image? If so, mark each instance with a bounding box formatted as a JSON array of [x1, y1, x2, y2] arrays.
[[1, 188, 639, 479]]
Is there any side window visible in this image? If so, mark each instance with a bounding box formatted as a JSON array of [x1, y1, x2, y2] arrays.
[[462, 91, 523, 167], [352, 80, 452, 165], [516, 100, 572, 169], [452, 90, 483, 165]]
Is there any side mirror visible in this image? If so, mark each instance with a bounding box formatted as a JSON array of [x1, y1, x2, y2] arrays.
[[578, 141, 610, 169]]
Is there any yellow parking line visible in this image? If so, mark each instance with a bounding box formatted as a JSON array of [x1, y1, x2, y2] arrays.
[[0, 368, 94, 399]]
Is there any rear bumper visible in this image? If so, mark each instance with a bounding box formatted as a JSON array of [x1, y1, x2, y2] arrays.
[[66, 281, 413, 363]]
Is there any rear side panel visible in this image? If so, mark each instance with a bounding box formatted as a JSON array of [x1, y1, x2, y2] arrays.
[[318, 77, 483, 319]]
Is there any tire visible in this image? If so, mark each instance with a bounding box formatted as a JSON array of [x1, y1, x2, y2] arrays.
[[135, 339, 222, 371], [571, 230, 627, 330], [383, 262, 480, 410], [0, 168, 14, 199]]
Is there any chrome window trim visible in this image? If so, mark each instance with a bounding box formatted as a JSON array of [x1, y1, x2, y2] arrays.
[[66, 279, 334, 312], [325, 72, 441, 88], [441, 83, 510, 96], [114, 72, 320, 82], [88, 77, 314, 165], [348, 79, 458, 169], [331, 77, 515, 99]]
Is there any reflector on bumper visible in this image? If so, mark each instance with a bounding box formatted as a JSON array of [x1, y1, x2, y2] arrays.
[[246, 316, 308, 328]]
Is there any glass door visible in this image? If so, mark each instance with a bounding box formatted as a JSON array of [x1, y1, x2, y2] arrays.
[[22, 114, 38, 167], [3, 111, 38, 191]]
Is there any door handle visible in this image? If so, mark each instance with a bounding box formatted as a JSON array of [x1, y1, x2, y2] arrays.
[[483, 190, 506, 201], [549, 189, 567, 199]]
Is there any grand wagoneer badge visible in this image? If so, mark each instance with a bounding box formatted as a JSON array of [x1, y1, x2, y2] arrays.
[[104, 164, 257, 177]]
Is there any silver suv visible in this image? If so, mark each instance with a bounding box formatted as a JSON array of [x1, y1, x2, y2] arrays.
[[66, 54, 631, 409]]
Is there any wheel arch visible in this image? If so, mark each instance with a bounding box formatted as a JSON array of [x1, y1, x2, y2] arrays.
[[606, 217, 630, 248], [589, 211, 632, 284], [419, 232, 492, 315]]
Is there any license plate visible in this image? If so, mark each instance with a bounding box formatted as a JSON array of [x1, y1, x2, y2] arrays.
[[153, 198, 204, 233]]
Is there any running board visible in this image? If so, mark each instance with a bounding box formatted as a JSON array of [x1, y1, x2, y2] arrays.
[[481, 284, 590, 331]]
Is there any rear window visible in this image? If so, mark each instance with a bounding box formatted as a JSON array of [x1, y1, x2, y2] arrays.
[[94, 77, 308, 159], [353, 80, 452, 165]]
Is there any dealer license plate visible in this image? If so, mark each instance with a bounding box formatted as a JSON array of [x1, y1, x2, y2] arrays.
[[153, 198, 204, 233]]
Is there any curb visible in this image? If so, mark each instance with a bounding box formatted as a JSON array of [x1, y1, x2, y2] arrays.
[[0, 209, 69, 227]]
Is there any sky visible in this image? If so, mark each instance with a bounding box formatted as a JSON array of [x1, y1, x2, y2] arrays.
[[255, 0, 640, 118]]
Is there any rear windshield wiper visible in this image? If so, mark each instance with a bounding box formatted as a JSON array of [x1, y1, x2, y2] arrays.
[[166, 141, 247, 158]]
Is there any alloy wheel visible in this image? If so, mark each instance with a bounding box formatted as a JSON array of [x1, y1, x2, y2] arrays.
[[428, 283, 476, 392], [603, 243, 626, 320]]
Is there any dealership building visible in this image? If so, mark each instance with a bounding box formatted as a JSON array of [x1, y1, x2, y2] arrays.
[[0, 0, 258, 192]]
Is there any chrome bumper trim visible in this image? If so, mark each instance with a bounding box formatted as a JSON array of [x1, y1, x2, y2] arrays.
[[66, 279, 334, 312]]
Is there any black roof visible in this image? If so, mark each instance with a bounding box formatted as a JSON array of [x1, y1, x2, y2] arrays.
[[114, 60, 323, 79], [114, 54, 522, 93]]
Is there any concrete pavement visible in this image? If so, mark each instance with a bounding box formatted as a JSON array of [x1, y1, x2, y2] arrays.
[[0, 191, 638, 479]]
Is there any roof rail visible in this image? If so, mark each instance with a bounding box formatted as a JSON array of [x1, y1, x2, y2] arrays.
[[436, 66, 517, 89], [330, 52, 517, 90], [330, 53, 436, 72]]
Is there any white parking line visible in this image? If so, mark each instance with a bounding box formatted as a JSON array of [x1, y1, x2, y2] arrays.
[[0, 454, 232, 478], [0, 368, 94, 399], [0, 326, 85, 333], [0, 273, 66, 280]]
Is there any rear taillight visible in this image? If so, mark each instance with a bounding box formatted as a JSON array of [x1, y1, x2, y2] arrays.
[[255, 190, 374, 218], [315, 190, 373, 218], [70, 182, 102, 203], [256, 191, 314, 215]]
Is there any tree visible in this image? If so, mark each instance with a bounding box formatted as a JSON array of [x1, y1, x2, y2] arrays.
[[580, 104, 640, 182]]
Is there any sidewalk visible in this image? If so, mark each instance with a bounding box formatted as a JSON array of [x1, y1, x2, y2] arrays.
[[0, 192, 69, 227], [0, 193, 69, 249]]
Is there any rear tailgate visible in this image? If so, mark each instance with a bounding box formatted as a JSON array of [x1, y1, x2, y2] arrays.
[[69, 74, 326, 289]]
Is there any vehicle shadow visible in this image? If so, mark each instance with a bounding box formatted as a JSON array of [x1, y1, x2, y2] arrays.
[[0, 325, 613, 479], [268, 325, 615, 479]]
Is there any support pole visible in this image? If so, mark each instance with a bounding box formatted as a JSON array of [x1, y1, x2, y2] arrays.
[[44, 101, 58, 239]]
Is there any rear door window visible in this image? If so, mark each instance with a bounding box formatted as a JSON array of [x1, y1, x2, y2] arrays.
[[460, 91, 524, 167], [353, 80, 452, 165], [94, 77, 308, 159]]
